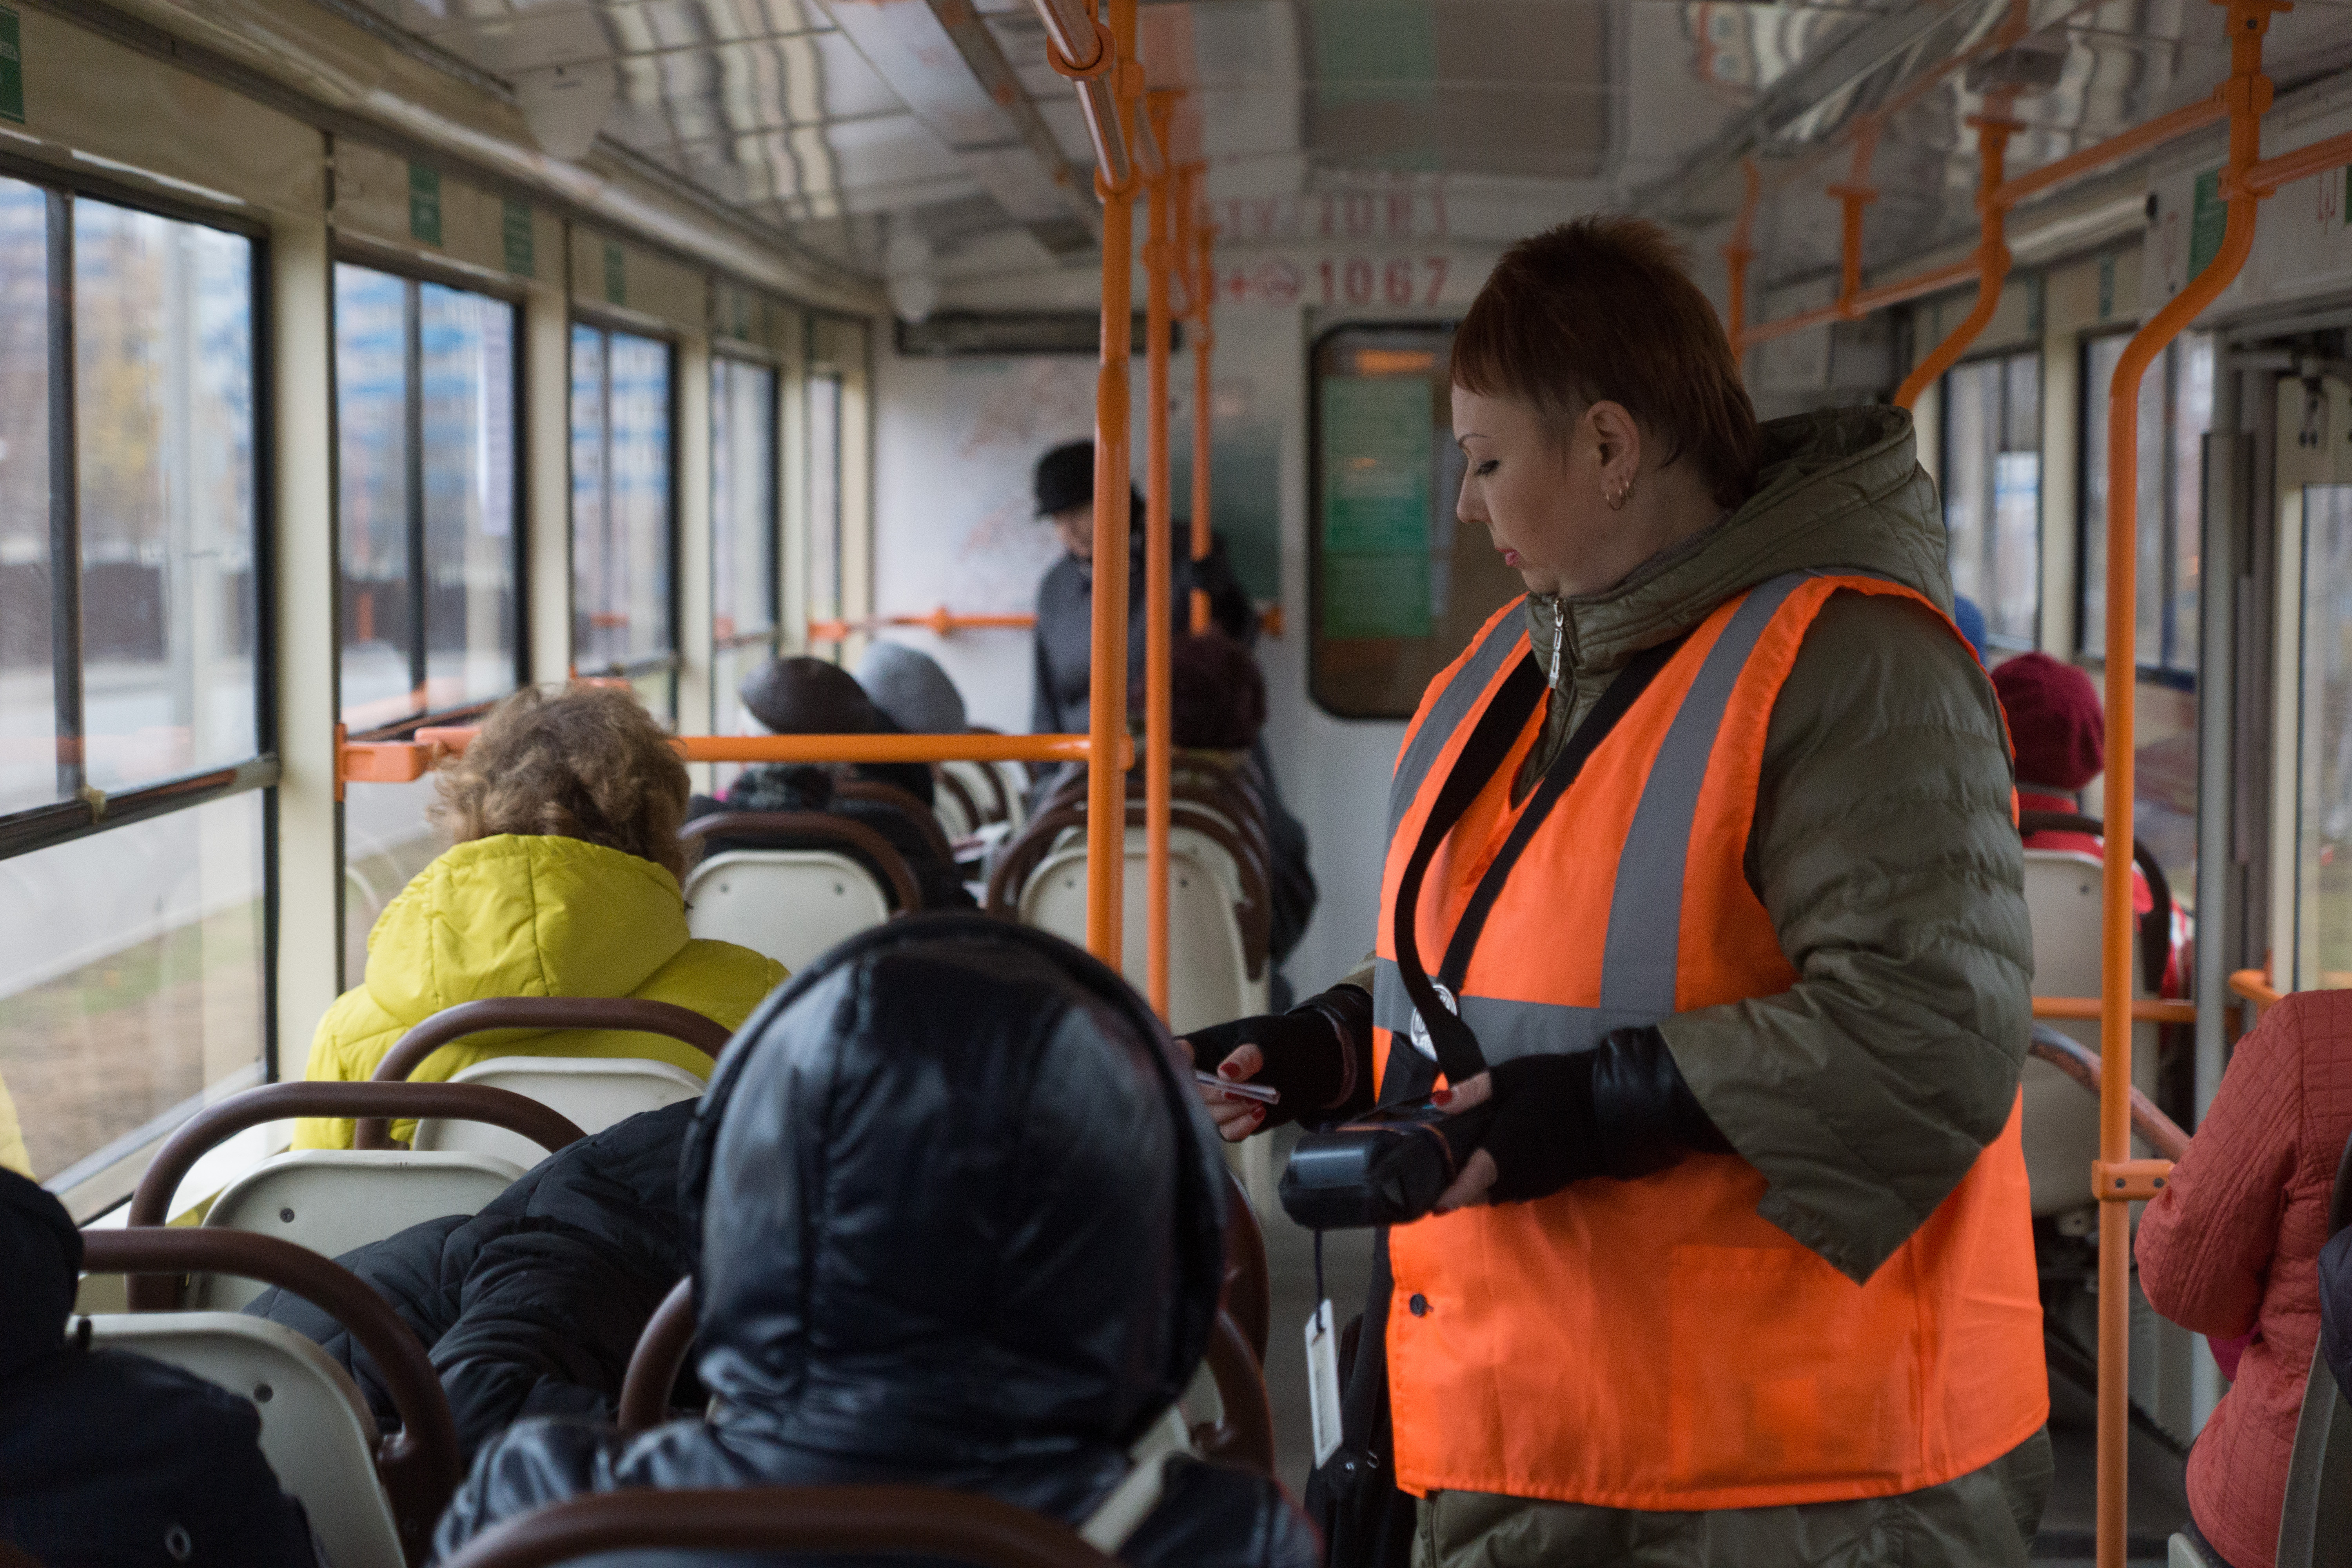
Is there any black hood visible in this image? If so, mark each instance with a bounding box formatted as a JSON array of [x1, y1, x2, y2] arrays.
[[677, 915, 1227, 1477], [0, 1167, 80, 1381]]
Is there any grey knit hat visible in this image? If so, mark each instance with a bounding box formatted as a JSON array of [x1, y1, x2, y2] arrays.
[[856, 641, 968, 736]]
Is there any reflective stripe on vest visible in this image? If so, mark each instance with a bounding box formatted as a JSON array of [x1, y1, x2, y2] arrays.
[[1373, 571, 1810, 1066], [1371, 572, 2046, 1512]]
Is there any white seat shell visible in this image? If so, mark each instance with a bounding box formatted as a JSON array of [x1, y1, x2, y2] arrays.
[[85, 1312, 404, 1568]]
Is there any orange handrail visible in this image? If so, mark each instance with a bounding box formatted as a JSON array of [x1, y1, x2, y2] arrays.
[[2246, 127, 2352, 194], [2229, 967, 2287, 1017], [339, 728, 1129, 786], [1084, 0, 1143, 967], [1143, 90, 1178, 1018], [803, 610, 1035, 642], [2092, 8, 2284, 1563], [1893, 105, 2019, 410], [2033, 996, 2198, 1024], [1721, 158, 1758, 351]]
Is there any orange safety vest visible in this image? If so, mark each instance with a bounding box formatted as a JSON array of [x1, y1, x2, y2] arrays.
[[1372, 571, 2045, 1512]]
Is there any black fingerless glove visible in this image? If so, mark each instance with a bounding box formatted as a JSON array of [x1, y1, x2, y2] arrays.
[[1185, 984, 1372, 1127], [1472, 1026, 1732, 1205]]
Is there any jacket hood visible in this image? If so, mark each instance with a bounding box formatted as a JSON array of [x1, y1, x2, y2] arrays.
[[677, 914, 1227, 1474], [1531, 405, 1953, 678], [0, 1167, 79, 1381], [362, 835, 691, 1028]]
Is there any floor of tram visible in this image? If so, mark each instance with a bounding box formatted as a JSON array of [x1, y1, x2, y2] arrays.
[[1251, 1126, 2189, 1565]]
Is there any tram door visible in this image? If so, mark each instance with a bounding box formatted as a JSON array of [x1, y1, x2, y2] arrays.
[[2274, 364, 2352, 998]]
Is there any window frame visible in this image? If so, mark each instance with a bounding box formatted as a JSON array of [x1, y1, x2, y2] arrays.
[[2076, 326, 2203, 690], [0, 154, 281, 1117], [330, 249, 530, 742], [0, 152, 279, 860], [1936, 345, 2044, 656], [568, 312, 682, 701], [804, 363, 846, 633]]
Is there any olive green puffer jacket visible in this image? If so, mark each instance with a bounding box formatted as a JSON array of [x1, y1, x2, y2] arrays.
[[1361, 404, 2032, 1287]]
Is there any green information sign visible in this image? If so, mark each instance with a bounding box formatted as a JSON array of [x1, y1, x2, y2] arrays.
[[1319, 375, 1435, 638], [408, 163, 442, 247], [1323, 554, 1431, 639], [1320, 377, 1432, 552], [501, 198, 534, 277], [0, 9, 25, 127], [604, 239, 626, 306], [2189, 165, 2226, 281]]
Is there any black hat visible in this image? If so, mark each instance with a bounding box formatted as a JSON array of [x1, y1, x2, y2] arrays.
[[1033, 440, 1096, 517], [738, 655, 884, 736]]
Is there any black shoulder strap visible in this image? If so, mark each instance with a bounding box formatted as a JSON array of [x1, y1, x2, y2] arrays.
[[1390, 634, 1690, 1087]]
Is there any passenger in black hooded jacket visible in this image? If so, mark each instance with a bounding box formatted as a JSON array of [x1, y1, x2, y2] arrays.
[[432, 915, 1319, 1568], [0, 1168, 319, 1568], [245, 1097, 702, 1463]]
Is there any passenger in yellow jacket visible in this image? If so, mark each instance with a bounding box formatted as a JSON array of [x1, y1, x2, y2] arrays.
[[295, 684, 786, 1149]]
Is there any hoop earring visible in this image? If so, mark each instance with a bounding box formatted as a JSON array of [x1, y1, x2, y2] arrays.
[[1606, 477, 1635, 512]]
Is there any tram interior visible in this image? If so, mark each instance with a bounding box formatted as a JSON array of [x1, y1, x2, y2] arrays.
[[2, 0, 2352, 1563]]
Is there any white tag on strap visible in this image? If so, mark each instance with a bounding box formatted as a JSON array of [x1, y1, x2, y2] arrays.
[[1305, 1299, 1342, 1468], [1077, 1403, 1195, 1553]]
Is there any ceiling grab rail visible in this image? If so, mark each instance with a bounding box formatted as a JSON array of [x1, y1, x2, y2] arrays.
[[2092, 6, 2287, 1563], [1892, 100, 2020, 410], [1143, 90, 1180, 1020], [804, 610, 1038, 643], [1034, 0, 1128, 194], [1080, 0, 1144, 967]]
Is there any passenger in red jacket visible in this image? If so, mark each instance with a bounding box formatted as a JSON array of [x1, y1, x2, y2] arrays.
[[1991, 651, 2182, 991], [2137, 991, 2352, 1568]]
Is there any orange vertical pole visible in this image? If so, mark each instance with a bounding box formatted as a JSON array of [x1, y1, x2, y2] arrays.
[[1143, 93, 1176, 1019], [1722, 158, 1757, 352], [1191, 177, 1217, 636], [2092, 6, 2283, 1564], [1893, 106, 2018, 410], [1086, 0, 1142, 967]]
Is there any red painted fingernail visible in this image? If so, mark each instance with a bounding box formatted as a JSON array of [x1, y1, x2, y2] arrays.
[[1219, 1062, 1241, 1079], [1431, 1088, 1454, 1107], [1250, 1106, 1265, 1122]]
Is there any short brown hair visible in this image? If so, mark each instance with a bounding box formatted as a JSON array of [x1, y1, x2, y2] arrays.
[[1451, 216, 1762, 510], [430, 684, 693, 882]]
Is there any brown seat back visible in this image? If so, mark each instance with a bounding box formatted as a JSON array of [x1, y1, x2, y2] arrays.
[[82, 1227, 461, 1566], [127, 1080, 585, 1307], [617, 1276, 697, 1434], [835, 778, 959, 867], [361, 997, 735, 1150], [436, 1485, 1120, 1568], [986, 803, 1272, 981], [686, 809, 926, 913]]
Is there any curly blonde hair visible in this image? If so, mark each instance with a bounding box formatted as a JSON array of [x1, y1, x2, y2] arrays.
[[429, 684, 692, 882]]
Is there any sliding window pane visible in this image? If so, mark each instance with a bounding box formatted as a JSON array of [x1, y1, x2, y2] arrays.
[[0, 178, 54, 815], [1940, 350, 2038, 649], [420, 282, 518, 711], [711, 357, 777, 647], [573, 327, 673, 676], [0, 790, 265, 1188], [808, 371, 842, 625], [336, 264, 413, 728], [2081, 334, 2167, 670], [74, 201, 258, 790]]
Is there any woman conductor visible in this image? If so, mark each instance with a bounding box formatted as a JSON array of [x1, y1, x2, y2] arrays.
[[1185, 217, 2049, 1567]]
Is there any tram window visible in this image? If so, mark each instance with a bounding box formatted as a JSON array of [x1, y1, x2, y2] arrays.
[[333, 264, 521, 732], [1940, 350, 2041, 651], [2295, 484, 2352, 990], [1308, 323, 1519, 720], [0, 180, 53, 817], [73, 199, 260, 792], [0, 793, 266, 1187], [572, 323, 676, 717], [807, 369, 844, 630], [0, 175, 268, 1192], [2081, 332, 2211, 680], [712, 358, 779, 781]]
